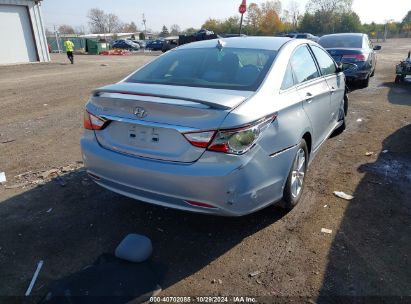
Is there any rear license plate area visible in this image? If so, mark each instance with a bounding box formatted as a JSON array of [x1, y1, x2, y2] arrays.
[[128, 125, 160, 145]]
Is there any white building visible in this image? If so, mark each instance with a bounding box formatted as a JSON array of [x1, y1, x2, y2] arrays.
[[0, 0, 50, 64]]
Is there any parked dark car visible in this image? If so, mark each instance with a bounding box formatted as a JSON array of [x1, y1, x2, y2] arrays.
[[161, 37, 179, 53], [112, 40, 140, 51], [282, 33, 318, 42], [295, 33, 319, 43], [318, 33, 381, 88], [132, 40, 146, 48], [146, 40, 164, 51]]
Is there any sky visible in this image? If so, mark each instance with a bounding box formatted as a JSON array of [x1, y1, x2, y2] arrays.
[[41, 0, 411, 32]]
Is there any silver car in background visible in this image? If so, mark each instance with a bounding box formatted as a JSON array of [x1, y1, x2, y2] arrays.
[[81, 37, 347, 216]]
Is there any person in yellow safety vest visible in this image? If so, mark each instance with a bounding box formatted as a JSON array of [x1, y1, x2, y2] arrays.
[[63, 39, 75, 64]]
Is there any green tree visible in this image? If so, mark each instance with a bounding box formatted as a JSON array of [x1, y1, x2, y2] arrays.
[[202, 18, 222, 33], [220, 16, 240, 34], [299, 0, 356, 34], [334, 12, 362, 33], [159, 25, 169, 37], [245, 3, 262, 35], [184, 27, 198, 35], [299, 12, 318, 33], [139, 32, 145, 40], [402, 10, 411, 24]]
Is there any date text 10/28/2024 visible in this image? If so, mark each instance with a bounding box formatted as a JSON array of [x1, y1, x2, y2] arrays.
[[150, 296, 257, 303]]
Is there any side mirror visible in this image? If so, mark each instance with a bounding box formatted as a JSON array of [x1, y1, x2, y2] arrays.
[[336, 62, 343, 73], [373, 45, 382, 51]]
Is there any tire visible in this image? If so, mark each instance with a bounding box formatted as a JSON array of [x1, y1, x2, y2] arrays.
[[370, 68, 375, 77], [282, 140, 308, 210], [360, 75, 370, 88], [331, 93, 348, 137], [395, 75, 400, 84]]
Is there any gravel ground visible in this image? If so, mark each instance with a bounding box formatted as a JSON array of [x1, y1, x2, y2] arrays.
[[0, 40, 410, 303]]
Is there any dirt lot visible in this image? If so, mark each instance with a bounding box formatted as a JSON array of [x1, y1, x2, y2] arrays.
[[0, 41, 410, 303]]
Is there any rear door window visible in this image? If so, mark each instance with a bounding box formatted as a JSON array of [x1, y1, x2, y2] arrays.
[[281, 64, 295, 90], [290, 45, 320, 84], [311, 45, 337, 76]]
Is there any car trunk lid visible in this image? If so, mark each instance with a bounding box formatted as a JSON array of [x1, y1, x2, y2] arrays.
[[87, 82, 253, 163]]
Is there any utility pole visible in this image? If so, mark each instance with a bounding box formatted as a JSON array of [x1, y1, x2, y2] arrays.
[[54, 25, 61, 53], [142, 14, 147, 39], [238, 0, 247, 35], [384, 19, 394, 42]]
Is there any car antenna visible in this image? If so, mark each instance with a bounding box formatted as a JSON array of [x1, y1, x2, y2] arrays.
[[216, 39, 226, 51]]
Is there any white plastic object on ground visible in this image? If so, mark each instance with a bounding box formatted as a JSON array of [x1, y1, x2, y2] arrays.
[[321, 228, 333, 234], [0, 172, 6, 184], [25, 260, 44, 296], [333, 191, 354, 201]]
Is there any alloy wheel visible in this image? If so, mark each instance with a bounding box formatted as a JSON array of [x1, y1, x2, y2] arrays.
[[291, 148, 306, 198]]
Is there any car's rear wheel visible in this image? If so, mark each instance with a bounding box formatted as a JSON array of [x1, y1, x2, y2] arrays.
[[332, 94, 348, 137], [282, 140, 308, 210]]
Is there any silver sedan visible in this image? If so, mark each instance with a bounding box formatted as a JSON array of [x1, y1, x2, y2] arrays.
[[81, 37, 347, 216]]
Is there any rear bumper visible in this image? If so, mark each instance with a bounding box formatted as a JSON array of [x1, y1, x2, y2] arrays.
[[344, 63, 371, 81], [80, 132, 297, 216]]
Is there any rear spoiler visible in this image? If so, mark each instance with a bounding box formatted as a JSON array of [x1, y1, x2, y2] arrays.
[[92, 89, 231, 110]]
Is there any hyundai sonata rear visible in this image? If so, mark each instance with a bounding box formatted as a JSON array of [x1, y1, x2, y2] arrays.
[[81, 37, 346, 216]]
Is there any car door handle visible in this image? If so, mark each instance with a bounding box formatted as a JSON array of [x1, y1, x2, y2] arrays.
[[304, 93, 313, 103]]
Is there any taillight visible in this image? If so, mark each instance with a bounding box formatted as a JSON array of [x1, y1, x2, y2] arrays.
[[183, 114, 276, 155], [342, 54, 368, 62], [183, 130, 216, 148], [83, 110, 109, 130]]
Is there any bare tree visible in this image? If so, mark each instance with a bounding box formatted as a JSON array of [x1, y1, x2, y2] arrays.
[[74, 25, 86, 35], [106, 13, 122, 33], [45, 28, 54, 36], [58, 24, 75, 34], [87, 8, 123, 33], [87, 8, 107, 33], [288, 0, 300, 28], [122, 22, 138, 33], [306, 0, 353, 14], [260, 0, 282, 16], [170, 24, 181, 35]]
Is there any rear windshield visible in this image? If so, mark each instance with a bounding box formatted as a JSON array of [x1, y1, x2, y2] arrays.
[[319, 35, 363, 48], [126, 47, 277, 91]]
